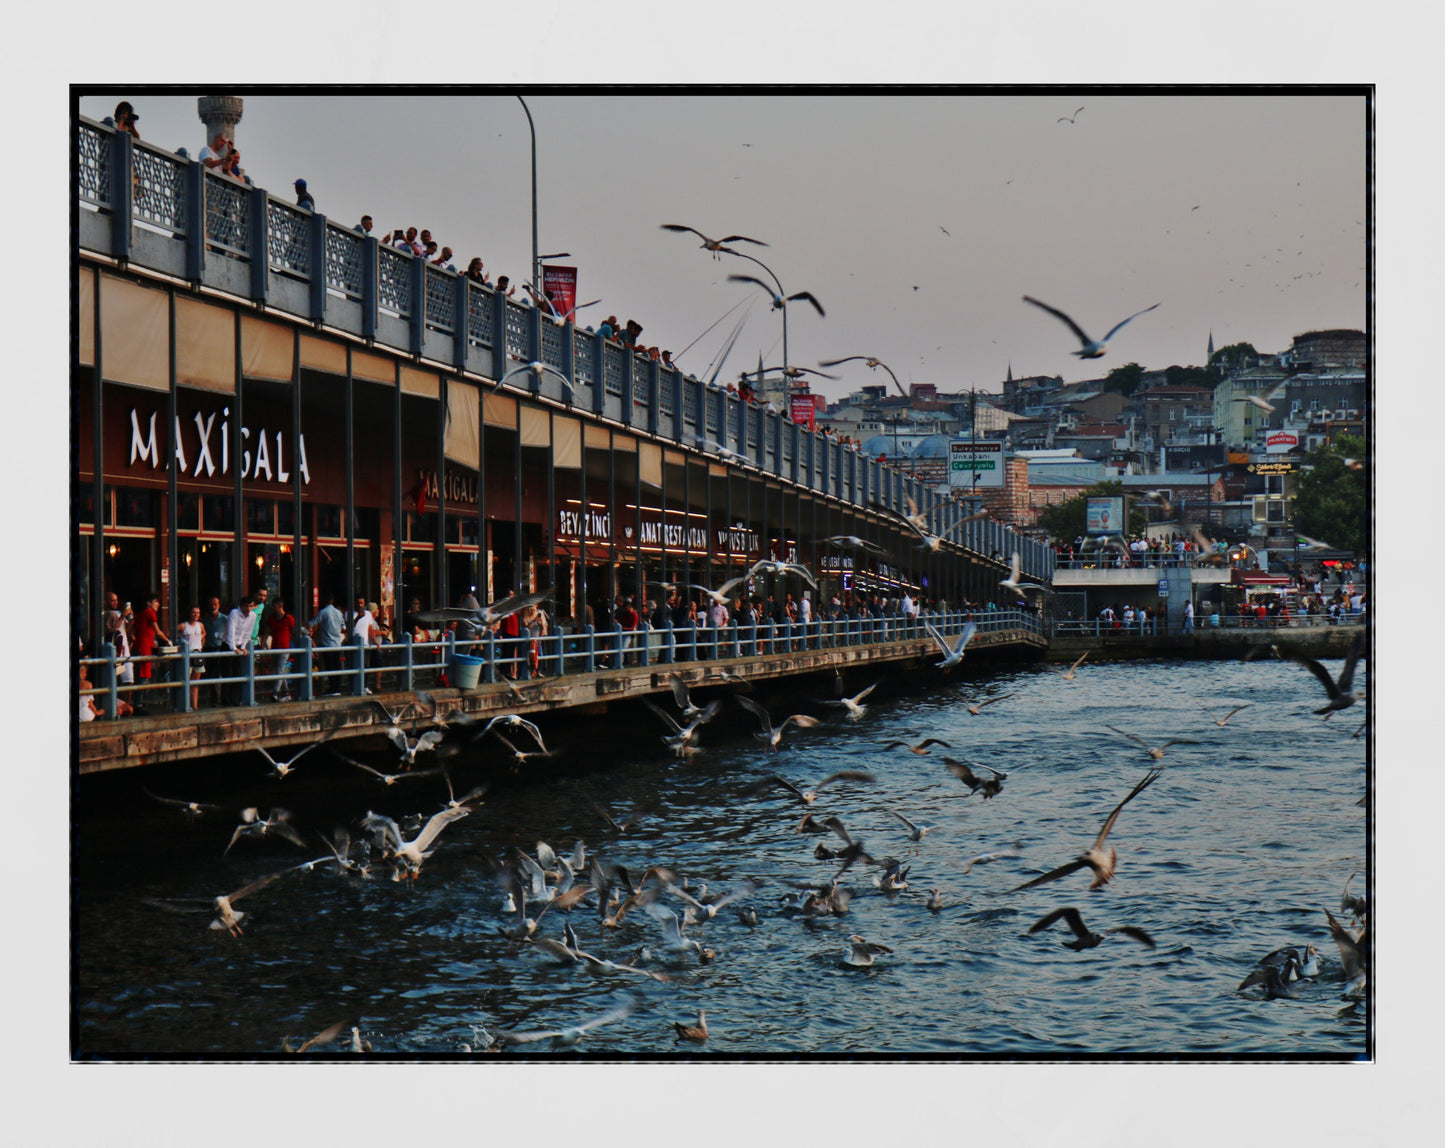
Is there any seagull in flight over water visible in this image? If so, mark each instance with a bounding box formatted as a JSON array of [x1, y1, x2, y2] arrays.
[[1029, 907, 1155, 951], [1022, 296, 1159, 359], [1286, 634, 1365, 717], [661, 223, 768, 259], [924, 619, 978, 671]]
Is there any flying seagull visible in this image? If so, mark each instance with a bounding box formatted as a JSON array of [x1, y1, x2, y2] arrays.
[[736, 695, 820, 752], [818, 681, 878, 721], [1004, 770, 1161, 893], [727, 274, 825, 317], [962, 692, 1013, 717], [1029, 907, 1155, 951], [495, 995, 639, 1049], [821, 535, 890, 557], [1286, 634, 1364, 717], [944, 757, 1008, 799], [924, 619, 978, 671], [252, 725, 339, 780], [842, 934, 893, 968], [493, 360, 574, 395], [1057, 106, 1085, 124], [1201, 702, 1253, 727], [1022, 295, 1159, 359], [884, 736, 951, 756], [412, 588, 552, 629], [756, 770, 876, 805], [1101, 725, 1201, 762], [1000, 550, 1047, 600], [661, 223, 768, 258]]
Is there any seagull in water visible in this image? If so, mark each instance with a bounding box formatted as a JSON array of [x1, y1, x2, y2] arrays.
[[1054, 651, 1089, 681], [1022, 296, 1160, 359], [962, 692, 1013, 717], [673, 1010, 709, 1042], [360, 806, 471, 877], [1029, 907, 1155, 952], [924, 619, 978, 671], [495, 996, 639, 1049], [1004, 770, 1161, 893], [843, 935, 893, 968], [736, 695, 820, 752], [1102, 725, 1201, 762], [1286, 634, 1364, 717]]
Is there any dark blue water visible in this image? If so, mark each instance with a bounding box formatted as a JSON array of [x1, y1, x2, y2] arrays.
[[73, 653, 1368, 1057]]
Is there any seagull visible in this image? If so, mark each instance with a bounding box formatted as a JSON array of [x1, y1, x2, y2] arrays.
[[1056, 106, 1085, 124], [884, 736, 951, 756], [1239, 944, 1321, 990], [495, 996, 639, 1049], [757, 770, 876, 805], [360, 806, 470, 876], [1021, 296, 1159, 359], [1029, 907, 1155, 951], [818, 681, 878, 721], [1237, 950, 1303, 999], [673, 1010, 709, 1042], [383, 726, 447, 770], [1053, 651, 1089, 681], [952, 843, 1024, 874], [924, 619, 977, 671], [490, 731, 555, 766], [642, 903, 712, 962], [821, 535, 890, 557], [843, 934, 893, 968], [962, 692, 1013, 717], [369, 697, 424, 727], [1004, 770, 1161, 893], [661, 223, 767, 258], [1232, 380, 1289, 413], [493, 359, 575, 394], [350, 1027, 373, 1053], [411, 587, 553, 629], [686, 571, 755, 607], [670, 879, 760, 925], [148, 861, 312, 937], [1202, 702, 1253, 727], [693, 436, 749, 467], [252, 726, 339, 780], [643, 697, 721, 756], [1102, 725, 1201, 762], [591, 802, 646, 837], [888, 809, 941, 844], [667, 672, 707, 721], [819, 816, 875, 877], [1340, 871, 1367, 924], [818, 355, 909, 399], [1324, 907, 1368, 983], [873, 858, 911, 892], [1000, 551, 1047, 600], [943, 757, 1008, 799], [224, 807, 307, 855], [728, 274, 825, 317], [736, 695, 820, 751], [900, 510, 987, 553], [1286, 634, 1364, 716], [337, 752, 446, 788], [142, 788, 229, 820], [927, 889, 946, 912], [441, 772, 489, 811], [747, 558, 818, 588], [282, 1019, 348, 1054]]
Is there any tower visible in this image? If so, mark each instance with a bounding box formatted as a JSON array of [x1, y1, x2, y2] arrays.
[[1207, 329, 1215, 363], [197, 95, 244, 149]]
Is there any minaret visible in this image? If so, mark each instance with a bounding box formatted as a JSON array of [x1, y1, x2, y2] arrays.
[[1207, 330, 1215, 362], [197, 95, 244, 148]]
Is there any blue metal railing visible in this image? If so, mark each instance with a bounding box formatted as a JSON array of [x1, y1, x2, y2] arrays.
[[77, 607, 1046, 720]]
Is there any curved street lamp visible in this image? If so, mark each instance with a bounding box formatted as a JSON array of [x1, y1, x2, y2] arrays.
[[817, 355, 908, 399], [725, 250, 823, 378], [516, 96, 540, 300]]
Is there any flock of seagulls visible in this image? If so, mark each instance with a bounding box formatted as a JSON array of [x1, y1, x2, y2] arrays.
[[131, 571, 1365, 1053]]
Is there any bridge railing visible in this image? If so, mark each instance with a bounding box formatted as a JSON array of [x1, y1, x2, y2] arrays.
[[75, 115, 1055, 585], [78, 607, 1043, 719]]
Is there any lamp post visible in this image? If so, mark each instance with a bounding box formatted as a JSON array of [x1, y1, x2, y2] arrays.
[[517, 96, 539, 303], [727, 249, 793, 375]]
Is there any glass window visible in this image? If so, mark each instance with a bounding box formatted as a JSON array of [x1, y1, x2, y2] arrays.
[[457, 517, 479, 546], [177, 493, 200, 531], [314, 504, 343, 538], [276, 499, 296, 536], [76, 487, 96, 527], [246, 498, 275, 534], [115, 487, 155, 528], [203, 495, 235, 532]]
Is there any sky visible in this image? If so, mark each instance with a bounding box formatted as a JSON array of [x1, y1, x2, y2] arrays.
[[77, 90, 1366, 401]]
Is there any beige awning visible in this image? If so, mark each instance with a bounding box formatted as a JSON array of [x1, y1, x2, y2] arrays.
[[444, 380, 479, 469], [176, 294, 237, 392], [100, 274, 169, 391], [241, 314, 295, 383]]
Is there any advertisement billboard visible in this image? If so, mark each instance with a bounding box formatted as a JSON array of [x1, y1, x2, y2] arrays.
[[1086, 496, 1124, 535], [1265, 430, 1299, 454], [789, 392, 818, 431], [948, 440, 1004, 489], [541, 264, 577, 319]]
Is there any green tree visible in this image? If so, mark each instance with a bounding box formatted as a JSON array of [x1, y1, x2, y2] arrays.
[[1102, 362, 1144, 396], [1208, 342, 1258, 369], [1293, 435, 1368, 554], [1165, 364, 1216, 388], [1039, 480, 1148, 541]]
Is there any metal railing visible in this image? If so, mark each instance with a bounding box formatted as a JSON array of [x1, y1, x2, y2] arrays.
[[78, 608, 1043, 720]]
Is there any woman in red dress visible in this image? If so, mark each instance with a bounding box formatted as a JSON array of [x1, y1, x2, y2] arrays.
[[131, 593, 169, 681]]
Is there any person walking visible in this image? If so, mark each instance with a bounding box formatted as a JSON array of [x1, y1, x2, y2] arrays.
[[1183, 600, 1194, 635], [265, 599, 298, 701]]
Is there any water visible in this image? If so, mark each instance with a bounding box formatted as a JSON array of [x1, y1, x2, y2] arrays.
[[73, 654, 1368, 1058]]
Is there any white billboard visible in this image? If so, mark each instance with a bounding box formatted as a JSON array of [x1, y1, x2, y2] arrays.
[[948, 440, 1005, 489]]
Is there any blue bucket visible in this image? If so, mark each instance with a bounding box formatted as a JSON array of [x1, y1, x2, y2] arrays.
[[451, 652, 483, 690]]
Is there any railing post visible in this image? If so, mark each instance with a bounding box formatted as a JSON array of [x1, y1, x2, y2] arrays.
[[454, 278, 471, 371], [112, 130, 133, 263], [299, 634, 314, 702], [249, 185, 269, 302], [179, 642, 192, 713], [552, 629, 564, 677], [493, 288, 510, 381], [409, 255, 426, 356], [664, 618, 675, 665], [403, 632, 415, 692], [584, 624, 596, 673], [243, 643, 257, 707], [360, 233, 379, 341], [309, 212, 329, 320], [484, 629, 497, 683], [183, 160, 204, 282], [103, 642, 119, 719], [613, 623, 625, 669], [352, 633, 366, 696], [690, 622, 700, 665], [641, 623, 651, 667]]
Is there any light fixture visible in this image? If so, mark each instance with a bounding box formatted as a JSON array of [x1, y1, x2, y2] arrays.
[[183, 552, 192, 567], [107, 542, 118, 559], [280, 544, 291, 555], [255, 554, 265, 568]]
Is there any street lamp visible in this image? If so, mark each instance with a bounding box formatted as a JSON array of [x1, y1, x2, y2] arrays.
[[516, 96, 540, 300], [818, 355, 908, 400], [726, 249, 818, 377]]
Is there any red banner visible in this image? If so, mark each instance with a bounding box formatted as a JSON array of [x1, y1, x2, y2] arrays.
[[542, 265, 577, 320], [790, 393, 818, 431]]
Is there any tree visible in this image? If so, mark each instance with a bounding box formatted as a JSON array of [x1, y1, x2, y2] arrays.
[[1039, 480, 1148, 541], [1101, 362, 1144, 396], [1209, 342, 1258, 370], [1292, 434, 1368, 555], [1165, 364, 1216, 388]]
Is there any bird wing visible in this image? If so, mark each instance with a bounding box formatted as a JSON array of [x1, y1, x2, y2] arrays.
[[1007, 858, 1089, 894], [952, 622, 978, 655], [1160, 738, 1201, 749], [1100, 303, 1161, 344], [411, 607, 483, 623], [816, 769, 877, 790], [660, 223, 705, 238], [1337, 634, 1364, 693], [819, 356, 867, 368], [384, 726, 409, 752], [787, 291, 826, 317], [736, 694, 774, 735], [1008, 551, 1021, 584], [822, 815, 855, 845], [1030, 906, 1089, 941], [1093, 770, 1162, 850], [417, 730, 446, 751], [923, 620, 953, 656], [1103, 725, 1150, 750], [1110, 926, 1156, 949], [668, 672, 693, 712], [1287, 653, 1341, 701], [270, 820, 309, 850], [225, 864, 300, 904], [917, 738, 951, 751], [727, 273, 771, 293], [766, 775, 808, 803], [1070, 651, 1090, 672], [486, 587, 552, 622], [977, 693, 1014, 709], [944, 757, 979, 786], [642, 698, 684, 734], [574, 997, 639, 1034], [850, 683, 879, 705], [412, 806, 471, 853], [1022, 296, 1095, 348], [718, 234, 767, 247], [889, 809, 919, 833], [779, 714, 821, 735], [295, 1019, 349, 1053]]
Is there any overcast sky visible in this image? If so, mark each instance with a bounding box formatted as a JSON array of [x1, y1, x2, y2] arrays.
[[78, 90, 1365, 401]]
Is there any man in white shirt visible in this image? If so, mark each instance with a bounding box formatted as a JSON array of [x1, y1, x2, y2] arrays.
[[198, 132, 231, 170], [224, 596, 254, 705], [799, 595, 812, 625], [901, 591, 916, 620], [709, 600, 729, 629]]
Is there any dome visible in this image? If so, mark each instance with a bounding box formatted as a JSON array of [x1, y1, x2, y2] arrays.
[[910, 434, 955, 460], [860, 435, 893, 456]]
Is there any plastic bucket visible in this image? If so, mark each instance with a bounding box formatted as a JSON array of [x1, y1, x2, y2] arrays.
[[451, 652, 483, 690]]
